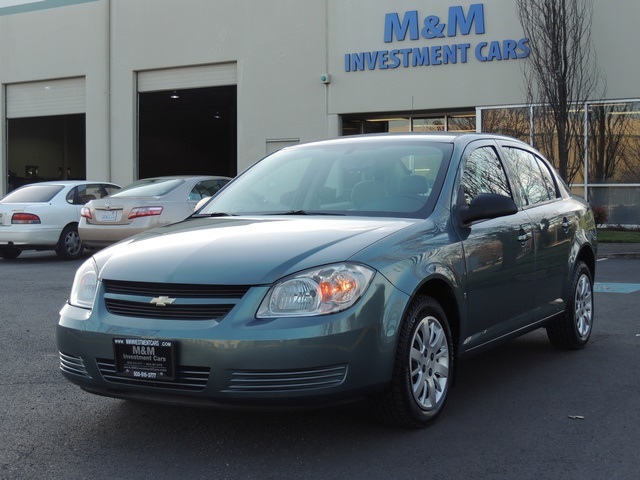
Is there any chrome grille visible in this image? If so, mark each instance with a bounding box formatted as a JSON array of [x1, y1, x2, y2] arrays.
[[96, 358, 209, 391], [225, 365, 348, 393], [59, 352, 91, 378]]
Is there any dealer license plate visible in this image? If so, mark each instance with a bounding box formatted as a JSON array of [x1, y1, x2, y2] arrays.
[[113, 338, 176, 381], [98, 210, 118, 222]]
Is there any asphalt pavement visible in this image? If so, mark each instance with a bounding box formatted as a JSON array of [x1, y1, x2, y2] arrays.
[[1, 248, 639, 479]]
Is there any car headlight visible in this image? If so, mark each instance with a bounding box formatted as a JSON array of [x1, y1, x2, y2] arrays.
[[257, 263, 375, 318], [69, 258, 99, 309]]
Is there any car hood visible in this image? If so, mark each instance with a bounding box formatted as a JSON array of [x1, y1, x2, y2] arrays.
[[95, 216, 417, 284]]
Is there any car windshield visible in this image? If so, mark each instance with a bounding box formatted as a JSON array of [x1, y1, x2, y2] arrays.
[[1, 184, 64, 203], [201, 138, 453, 218], [110, 178, 184, 198]]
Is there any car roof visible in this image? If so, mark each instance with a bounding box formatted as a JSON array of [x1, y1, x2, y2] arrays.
[[139, 175, 229, 181], [14, 180, 117, 186], [280, 132, 527, 151]]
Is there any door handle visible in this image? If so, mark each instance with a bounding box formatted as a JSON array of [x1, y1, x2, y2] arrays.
[[517, 229, 532, 245], [561, 217, 571, 232]]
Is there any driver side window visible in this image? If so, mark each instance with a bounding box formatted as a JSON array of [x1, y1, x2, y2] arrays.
[[460, 146, 512, 205]]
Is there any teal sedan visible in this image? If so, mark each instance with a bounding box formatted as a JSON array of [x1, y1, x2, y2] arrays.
[[57, 133, 597, 428]]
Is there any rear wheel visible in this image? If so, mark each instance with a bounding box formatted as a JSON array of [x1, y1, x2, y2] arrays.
[[547, 261, 594, 349], [55, 224, 84, 260], [0, 247, 22, 259], [373, 296, 454, 428]]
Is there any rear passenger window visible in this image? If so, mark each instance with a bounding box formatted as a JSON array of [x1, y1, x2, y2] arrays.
[[502, 147, 556, 206]]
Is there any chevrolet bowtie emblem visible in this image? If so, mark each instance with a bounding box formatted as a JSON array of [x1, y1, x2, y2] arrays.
[[150, 296, 176, 307]]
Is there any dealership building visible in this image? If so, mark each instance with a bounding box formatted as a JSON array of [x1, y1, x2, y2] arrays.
[[1, 0, 639, 223]]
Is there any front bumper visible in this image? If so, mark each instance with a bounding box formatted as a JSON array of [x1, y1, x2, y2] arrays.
[[56, 274, 408, 408]]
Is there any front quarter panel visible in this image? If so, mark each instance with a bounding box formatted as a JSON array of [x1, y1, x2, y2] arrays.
[[569, 197, 598, 274]]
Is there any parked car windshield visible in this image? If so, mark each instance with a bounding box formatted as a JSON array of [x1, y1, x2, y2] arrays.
[[201, 139, 453, 218], [110, 178, 184, 198], [1, 184, 64, 203]]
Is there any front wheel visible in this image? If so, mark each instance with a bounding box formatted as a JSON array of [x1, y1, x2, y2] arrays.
[[547, 261, 594, 349], [373, 296, 454, 428], [55, 224, 84, 260]]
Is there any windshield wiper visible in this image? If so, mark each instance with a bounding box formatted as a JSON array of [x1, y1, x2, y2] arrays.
[[270, 210, 346, 216], [191, 212, 234, 217]]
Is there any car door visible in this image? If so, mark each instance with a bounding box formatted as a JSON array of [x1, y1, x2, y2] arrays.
[[65, 185, 90, 222], [453, 141, 536, 351], [499, 144, 575, 321]]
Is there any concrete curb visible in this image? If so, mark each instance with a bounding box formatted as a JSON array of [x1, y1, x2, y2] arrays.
[[596, 243, 640, 260]]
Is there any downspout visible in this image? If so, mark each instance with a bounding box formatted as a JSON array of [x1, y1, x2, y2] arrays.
[[324, 0, 331, 138], [106, 0, 112, 181], [583, 103, 589, 201]]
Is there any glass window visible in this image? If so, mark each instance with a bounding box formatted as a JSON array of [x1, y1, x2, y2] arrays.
[[531, 105, 586, 186], [536, 157, 559, 200], [1, 184, 63, 203], [111, 178, 183, 198], [362, 119, 390, 134], [188, 179, 230, 201], [95, 184, 120, 198], [342, 113, 477, 136], [447, 115, 476, 132], [412, 118, 445, 132], [588, 185, 640, 225], [202, 139, 453, 218], [502, 147, 553, 206], [481, 107, 530, 143], [66, 183, 119, 204], [460, 146, 512, 205], [588, 101, 640, 184]]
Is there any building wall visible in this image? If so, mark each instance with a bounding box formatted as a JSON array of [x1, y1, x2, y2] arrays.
[[0, 0, 109, 192], [1, 0, 640, 195], [327, 0, 640, 113], [109, 0, 330, 183]]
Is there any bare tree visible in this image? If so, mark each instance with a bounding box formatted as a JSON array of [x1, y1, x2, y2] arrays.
[[516, 0, 605, 185], [588, 104, 631, 182], [481, 107, 531, 142]]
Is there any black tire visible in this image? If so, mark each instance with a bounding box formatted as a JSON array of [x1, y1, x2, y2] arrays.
[[372, 296, 454, 428], [0, 247, 22, 259], [547, 261, 594, 350], [55, 224, 84, 260]]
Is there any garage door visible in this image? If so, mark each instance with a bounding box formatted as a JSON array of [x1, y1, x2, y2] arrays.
[[137, 63, 237, 92], [6, 77, 86, 118]]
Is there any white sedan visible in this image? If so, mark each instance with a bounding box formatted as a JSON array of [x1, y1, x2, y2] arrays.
[[0, 181, 120, 260]]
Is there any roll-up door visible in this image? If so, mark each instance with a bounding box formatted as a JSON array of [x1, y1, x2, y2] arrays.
[[137, 63, 237, 92], [6, 77, 86, 119]]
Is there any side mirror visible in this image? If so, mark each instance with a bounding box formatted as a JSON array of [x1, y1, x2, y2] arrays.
[[457, 190, 518, 226]]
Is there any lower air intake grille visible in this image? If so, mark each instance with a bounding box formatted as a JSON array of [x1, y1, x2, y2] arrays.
[[96, 358, 209, 391], [59, 352, 91, 378], [225, 365, 347, 393]]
